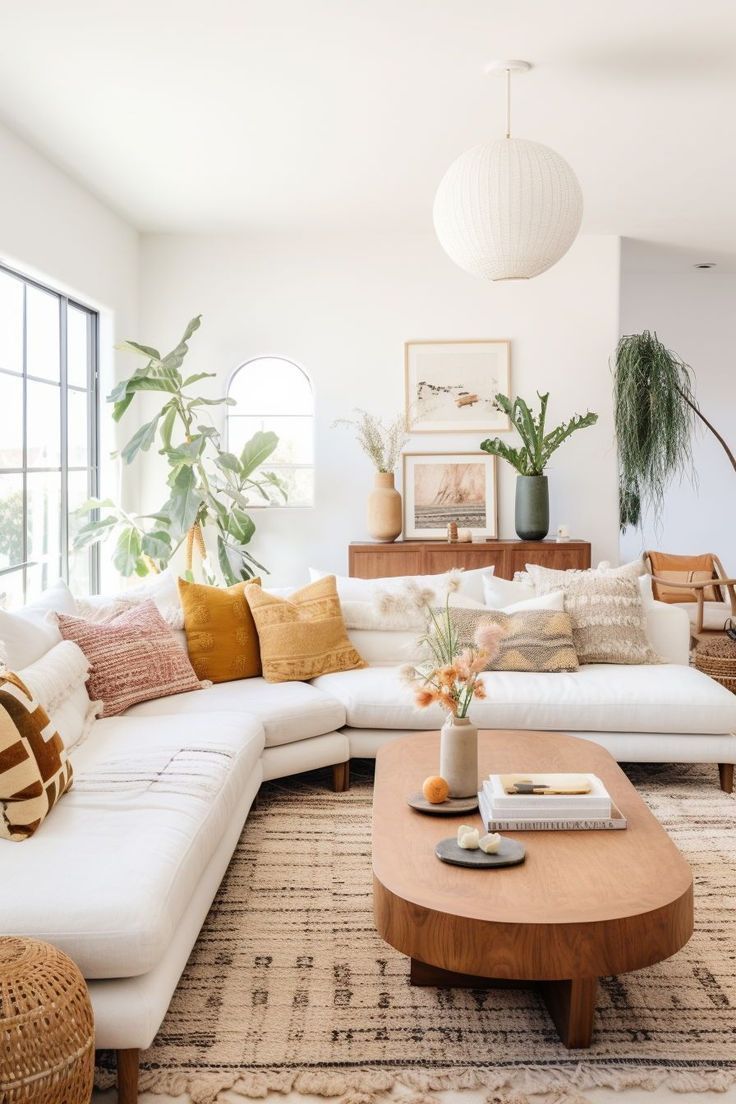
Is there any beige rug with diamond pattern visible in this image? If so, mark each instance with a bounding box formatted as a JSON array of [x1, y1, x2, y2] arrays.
[[97, 760, 736, 1104]]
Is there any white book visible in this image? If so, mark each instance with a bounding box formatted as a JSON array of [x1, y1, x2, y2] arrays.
[[478, 788, 626, 832], [484, 773, 612, 818]]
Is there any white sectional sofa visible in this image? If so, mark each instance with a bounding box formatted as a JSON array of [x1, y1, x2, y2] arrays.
[[1, 583, 735, 1103]]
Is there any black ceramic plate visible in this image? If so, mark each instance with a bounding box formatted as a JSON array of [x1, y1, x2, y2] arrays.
[[408, 792, 479, 815], [435, 836, 526, 868]]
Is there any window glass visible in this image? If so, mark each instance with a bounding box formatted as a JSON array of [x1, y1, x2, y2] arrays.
[[0, 264, 98, 605], [227, 358, 314, 508]]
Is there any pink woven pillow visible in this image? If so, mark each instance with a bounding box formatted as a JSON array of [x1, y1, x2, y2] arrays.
[[57, 600, 206, 717]]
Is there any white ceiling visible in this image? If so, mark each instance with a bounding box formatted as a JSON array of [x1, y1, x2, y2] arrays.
[[1, 0, 736, 259]]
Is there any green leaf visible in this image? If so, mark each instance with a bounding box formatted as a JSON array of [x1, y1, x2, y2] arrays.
[[121, 415, 160, 465], [186, 396, 235, 409], [71, 497, 116, 516], [112, 393, 135, 423], [124, 376, 179, 394], [182, 372, 216, 388], [162, 466, 202, 538], [226, 508, 256, 545], [134, 560, 150, 577], [72, 515, 117, 550], [165, 436, 206, 465], [113, 526, 142, 576], [142, 529, 172, 560], [240, 430, 278, 478], [215, 452, 241, 474], [116, 340, 161, 360], [217, 534, 241, 586], [159, 404, 177, 451]]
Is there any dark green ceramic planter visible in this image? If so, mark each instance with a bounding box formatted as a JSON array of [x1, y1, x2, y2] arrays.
[[515, 475, 549, 541]]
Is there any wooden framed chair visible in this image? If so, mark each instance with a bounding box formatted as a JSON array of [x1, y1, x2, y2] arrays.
[[645, 551, 736, 641]]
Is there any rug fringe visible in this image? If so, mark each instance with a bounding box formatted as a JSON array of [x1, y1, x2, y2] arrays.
[[95, 1063, 736, 1103]]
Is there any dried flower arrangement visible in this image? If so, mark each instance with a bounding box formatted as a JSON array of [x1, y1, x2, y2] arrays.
[[401, 581, 506, 719], [332, 409, 407, 473]]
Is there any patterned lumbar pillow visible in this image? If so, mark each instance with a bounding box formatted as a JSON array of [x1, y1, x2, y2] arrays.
[[57, 600, 206, 716], [245, 575, 366, 683], [526, 571, 660, 665], [0, 672, 73, 841], [178, 577, 262, 683], [431, 606, 579, 673]]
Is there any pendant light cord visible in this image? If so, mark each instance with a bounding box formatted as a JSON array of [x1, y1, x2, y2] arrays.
[[505, 67, 511, 138]]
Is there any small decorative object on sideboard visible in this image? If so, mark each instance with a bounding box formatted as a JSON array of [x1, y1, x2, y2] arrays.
[[333, 409, 407, 542], [556, 524, 570, 543], [401, 600, 506, 798], [446, 520, 458, 543], [480, 392, 598, 541]]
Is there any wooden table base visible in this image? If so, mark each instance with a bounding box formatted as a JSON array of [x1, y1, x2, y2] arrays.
[[410, 958, 598, 1049]]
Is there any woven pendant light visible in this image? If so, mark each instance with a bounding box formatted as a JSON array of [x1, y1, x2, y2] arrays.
[[433, 61, 583, 281]]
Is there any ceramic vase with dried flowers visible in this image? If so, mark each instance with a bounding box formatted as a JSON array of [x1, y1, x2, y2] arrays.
[[333, 409, 407, 542], [401, 601, 506, 797]]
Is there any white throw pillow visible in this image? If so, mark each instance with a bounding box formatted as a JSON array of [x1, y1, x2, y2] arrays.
[[0, 579, 76, 669], [482, 573, 535, 608], [310, 565, 492, 605], [341, 592, 486, 632], [345, 628, 420, 666], [17, 639, 101, 750], [501, 591, 566, 614]]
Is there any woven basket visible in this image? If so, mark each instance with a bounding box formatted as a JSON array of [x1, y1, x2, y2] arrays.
[[0, 937, 94, 1104], [695, 636, 736, 696]]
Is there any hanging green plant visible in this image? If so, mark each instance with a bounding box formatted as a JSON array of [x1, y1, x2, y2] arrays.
[[613, 331, 736, 531], [73, 316, 286, 583]]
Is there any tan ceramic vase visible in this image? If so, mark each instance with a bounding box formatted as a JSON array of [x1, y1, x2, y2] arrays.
[[367, 472, 402, 542], [439, 714, 479, 798]]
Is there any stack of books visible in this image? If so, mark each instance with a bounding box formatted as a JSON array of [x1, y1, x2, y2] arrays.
[[477, 772, 627, 831]]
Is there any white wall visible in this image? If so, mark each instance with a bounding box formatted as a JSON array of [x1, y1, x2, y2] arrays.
[[138, 231, 622, 587], [619, 269, 736, 576], [0, 121, 139, 516]]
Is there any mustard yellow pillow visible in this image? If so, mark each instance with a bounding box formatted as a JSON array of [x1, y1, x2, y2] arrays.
[[244, 575, 366, 683], [178, 578, 262, 683]]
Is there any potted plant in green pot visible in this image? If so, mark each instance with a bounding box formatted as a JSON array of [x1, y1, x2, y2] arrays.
[[480, 392, 598, 540]]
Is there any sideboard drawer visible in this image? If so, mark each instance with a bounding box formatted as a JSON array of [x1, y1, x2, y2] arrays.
[[349, 539, 591, 580]]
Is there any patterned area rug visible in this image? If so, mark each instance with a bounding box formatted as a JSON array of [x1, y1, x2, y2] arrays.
[[99, 761, 736, 1104]]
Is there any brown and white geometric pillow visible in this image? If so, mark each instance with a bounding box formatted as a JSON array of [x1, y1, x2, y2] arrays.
[[0, 672, 73, 841]]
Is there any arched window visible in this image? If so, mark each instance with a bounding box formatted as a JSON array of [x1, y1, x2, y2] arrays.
[[227, 356, 314, 507]]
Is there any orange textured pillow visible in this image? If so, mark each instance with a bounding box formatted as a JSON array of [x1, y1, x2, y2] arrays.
[[57, 600, 205, 716], [245, 575, 366, 683], [648, 552, 720, 604], [178, 577, 262, 683]]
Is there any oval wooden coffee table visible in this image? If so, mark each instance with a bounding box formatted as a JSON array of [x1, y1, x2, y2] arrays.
[[372, 731, 693, 1049]]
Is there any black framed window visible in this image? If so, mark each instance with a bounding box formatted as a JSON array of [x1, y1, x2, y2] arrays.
[[0, 262, 99, 606]]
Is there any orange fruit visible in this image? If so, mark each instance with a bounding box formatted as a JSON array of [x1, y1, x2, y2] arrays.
[[422, 775, 450, 804]]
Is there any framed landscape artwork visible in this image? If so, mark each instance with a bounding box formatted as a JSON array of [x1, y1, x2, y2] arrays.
[[404, 339, 511, 433], [402, 453, 497, 539]]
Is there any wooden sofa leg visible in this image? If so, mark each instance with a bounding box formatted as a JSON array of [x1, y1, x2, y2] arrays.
[[718, 763, 734, 794], [117, 1048, 139, 1103], [332, 760, 350, 792]]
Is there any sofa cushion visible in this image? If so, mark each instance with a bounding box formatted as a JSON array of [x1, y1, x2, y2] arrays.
[[126, 677, 346, 747], [312, 662, 736, 735], [0, 579, 76, 668], [178, 577, 262, 683], [0, 711, 264, 977]]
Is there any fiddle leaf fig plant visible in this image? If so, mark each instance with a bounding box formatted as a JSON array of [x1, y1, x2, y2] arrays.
[[74, 315, 286, 583], [480, 392, 598, 475]]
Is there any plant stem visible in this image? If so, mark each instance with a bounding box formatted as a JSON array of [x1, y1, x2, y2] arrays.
[[677, 387, 736, 473]]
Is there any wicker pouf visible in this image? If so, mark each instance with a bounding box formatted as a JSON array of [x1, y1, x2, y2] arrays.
[[695, 634, 736, 695], [0, 937, 94, 1104]]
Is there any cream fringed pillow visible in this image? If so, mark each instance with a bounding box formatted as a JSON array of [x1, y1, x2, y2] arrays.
[[245, 576, 366, 683]]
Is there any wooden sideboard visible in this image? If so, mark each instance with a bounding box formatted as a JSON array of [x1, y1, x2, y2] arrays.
[[348, 539, 591, 580]]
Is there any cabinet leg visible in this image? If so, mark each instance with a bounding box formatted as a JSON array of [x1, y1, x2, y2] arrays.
[[116, 1048, 139, 1103], [719, 763, 734, 793], [331, 760, 350, 792]]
